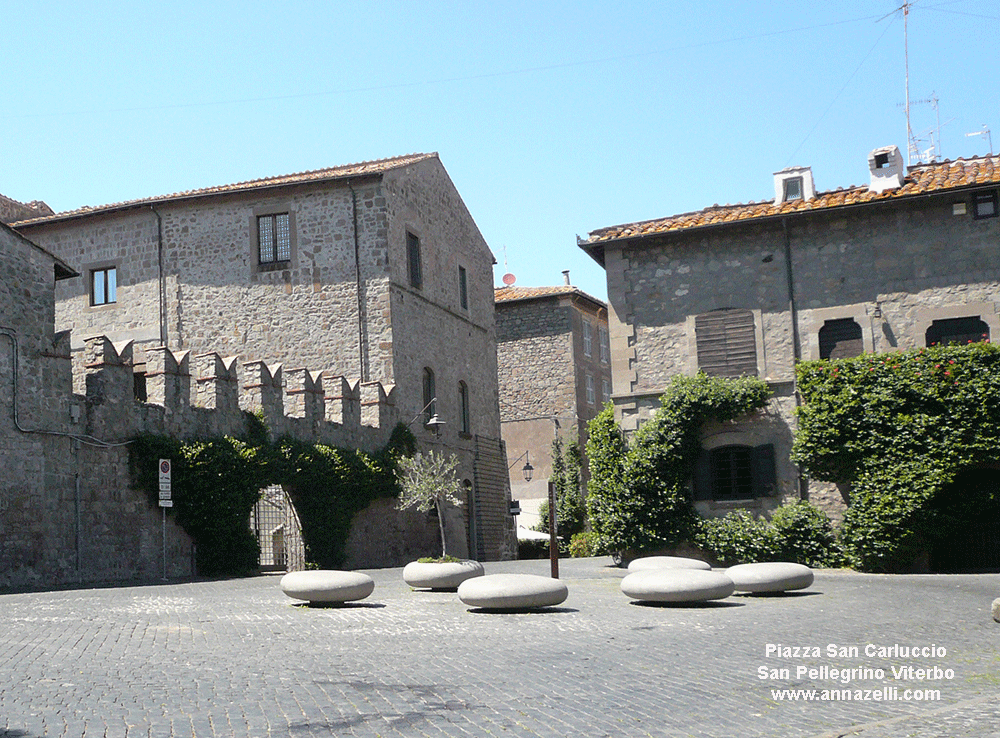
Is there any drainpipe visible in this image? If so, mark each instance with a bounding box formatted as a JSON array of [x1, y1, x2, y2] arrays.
[[782, 218, 807, 500], [150, 206, 167, 347], [348, 183, 368, 382]]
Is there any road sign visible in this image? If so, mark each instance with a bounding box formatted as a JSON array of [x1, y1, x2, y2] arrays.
[[158, 459, 172, 506]]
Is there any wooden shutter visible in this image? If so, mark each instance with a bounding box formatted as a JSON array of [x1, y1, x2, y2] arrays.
[[751, 444, 777, 498], [819, 318, 863, 360], [695, 310, 757, 377]]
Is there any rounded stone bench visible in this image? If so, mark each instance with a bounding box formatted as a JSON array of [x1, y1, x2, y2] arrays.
[[620, 569, 735, 603], [457, 573, 568, 611], [280, 570, 375, 605], [403, 560, 484, 590], [627, 555, 712, 572], [725, 562, 814, 593]]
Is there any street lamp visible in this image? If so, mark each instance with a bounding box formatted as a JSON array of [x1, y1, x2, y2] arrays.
[[408, 397, 444, 433], [522, 457, 533, 483]]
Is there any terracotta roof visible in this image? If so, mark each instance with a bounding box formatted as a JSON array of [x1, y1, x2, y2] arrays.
[[495, 285, 605, 308], [584, 154, 1000, 245], [13, 153, 438, 227]]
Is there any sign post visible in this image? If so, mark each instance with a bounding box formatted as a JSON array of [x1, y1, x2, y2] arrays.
[[158, 459, 172, 579]]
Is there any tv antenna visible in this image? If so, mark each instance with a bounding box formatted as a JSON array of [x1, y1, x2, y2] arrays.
[[965, 125, 994, 156]]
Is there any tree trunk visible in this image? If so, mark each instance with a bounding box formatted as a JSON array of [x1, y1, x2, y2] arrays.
[[436, 499, 448, 558]]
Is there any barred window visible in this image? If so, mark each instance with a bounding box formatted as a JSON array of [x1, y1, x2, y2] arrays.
[[693, 444, 776, 501], [258, 213, 291, 264], [926, 316, 990, 347], [695, 309, 757, 377]]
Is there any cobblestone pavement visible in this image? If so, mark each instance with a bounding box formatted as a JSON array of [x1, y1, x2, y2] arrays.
[[1, 557, 998, 738]]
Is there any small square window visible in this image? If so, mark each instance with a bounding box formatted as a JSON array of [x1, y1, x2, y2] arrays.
[[91, 266, 117, 306], [973, 191, 998, 220], [258, 213, 291, 264]]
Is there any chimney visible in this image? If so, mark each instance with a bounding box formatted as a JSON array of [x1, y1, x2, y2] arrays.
[[868, 145, 905, 193], [562, 270, 571, 286], [773, 166, 815, 205]]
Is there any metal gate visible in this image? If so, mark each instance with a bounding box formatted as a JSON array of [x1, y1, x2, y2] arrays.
[[251, 485, 305, 572]]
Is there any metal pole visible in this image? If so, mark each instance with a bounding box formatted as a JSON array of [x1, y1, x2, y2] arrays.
[[162, 508, 167, 580], [548, 480, 559, 579]]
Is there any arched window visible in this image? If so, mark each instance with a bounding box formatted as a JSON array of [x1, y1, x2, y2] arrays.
[[925, 317, 990, 347], [819, 318, 863, 360], [458, 381, 470, 435], [422, 367, 436, 420]]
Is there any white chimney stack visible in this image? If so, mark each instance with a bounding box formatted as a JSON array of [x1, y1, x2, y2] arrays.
[[563, 270, 571, 285], [868, 145, 905, 193]]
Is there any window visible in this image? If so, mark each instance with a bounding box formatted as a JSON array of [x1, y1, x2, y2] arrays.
[[973, 190, 998, 219], [783, 177, 803, 201], [599, 325, 610, 364], [583, 322, 593, 357], [585, 373, 595, 405], [819, 318, 863, 360], [926, 316, 990, 347], [695, 309, 757, 377], [458, 266, 468, 310], [458, 381, 470, 434], [407, 232, 422, 289], [693, 444, 776, 501], [422, 367, 436, 420], [91, 266, 117, 306], [257, 213, 291, 264], [874, 151, 891, 169], [601, 377, 611, 403]]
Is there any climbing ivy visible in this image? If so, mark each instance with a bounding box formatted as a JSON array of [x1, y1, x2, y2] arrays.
[[793, 341, 1000, 571], [585, 373, 772, 556], [129, 418, 415, 576]]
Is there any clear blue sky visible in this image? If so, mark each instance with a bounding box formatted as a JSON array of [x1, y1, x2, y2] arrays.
[[3, 1, 997, 302]]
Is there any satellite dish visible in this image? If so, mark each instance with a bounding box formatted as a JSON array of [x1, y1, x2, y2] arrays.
[[502, 273, 516, 286]]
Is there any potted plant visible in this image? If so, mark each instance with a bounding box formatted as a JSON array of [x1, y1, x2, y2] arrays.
[[396, 451, 484, 589]]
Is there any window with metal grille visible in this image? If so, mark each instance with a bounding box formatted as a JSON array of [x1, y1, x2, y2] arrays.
[[819, 318, 863, 360], [407, 232, 422, 289], [257, 213, 291, 264], [91, 266, 117, 305], [695, 309, 758, 377], [925, 316, 990, 347], [692, 444, 776, 501]]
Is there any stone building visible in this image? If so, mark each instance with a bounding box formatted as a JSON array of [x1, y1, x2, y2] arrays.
[[579, 147, 1000, 520], [495, 278, 610, 530], [8, 153, 514, 580]]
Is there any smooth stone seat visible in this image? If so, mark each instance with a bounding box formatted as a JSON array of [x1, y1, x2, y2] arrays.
[[725, 562, 814, 593], [457, 573, 568, 610], [620, 568, 735, 603], [403, 560, 485, 590], [280, 570, 375, 604], [628, 555, 712, 572]]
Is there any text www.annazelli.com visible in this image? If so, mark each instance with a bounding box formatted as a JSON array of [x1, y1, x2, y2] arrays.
[[771, 687, 942, 702]]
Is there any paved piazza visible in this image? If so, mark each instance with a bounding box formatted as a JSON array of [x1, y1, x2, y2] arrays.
[[1, 557, 998, 737]]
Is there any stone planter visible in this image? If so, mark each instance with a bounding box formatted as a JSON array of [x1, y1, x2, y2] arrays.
[[402, 559, 485, 590]]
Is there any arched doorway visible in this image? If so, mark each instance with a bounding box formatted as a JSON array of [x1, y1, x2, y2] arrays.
[[929, 467, 1000, 572], [251, 485, 306, 572]]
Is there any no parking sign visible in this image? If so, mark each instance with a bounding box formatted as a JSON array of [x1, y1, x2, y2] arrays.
[[158, 459, 173, 507]]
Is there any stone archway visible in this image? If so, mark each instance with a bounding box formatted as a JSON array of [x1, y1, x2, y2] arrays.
[[929, 466, 1000, 572]]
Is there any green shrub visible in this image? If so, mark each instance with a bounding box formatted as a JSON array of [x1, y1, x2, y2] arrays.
[[568, 531, 597, 558], [770, 501, 844, 567], [696, 510, 780, 566]]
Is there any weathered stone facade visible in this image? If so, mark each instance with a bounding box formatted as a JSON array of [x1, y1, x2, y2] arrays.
[[582, 151, 1000, 521], [495, 285, 610, 526], [6, 154, 514, 586]]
